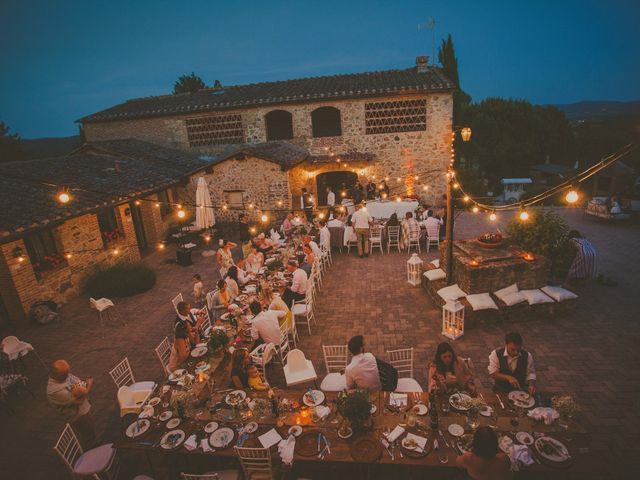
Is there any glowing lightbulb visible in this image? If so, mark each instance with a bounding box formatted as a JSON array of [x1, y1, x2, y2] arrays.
[[204, 234, 211, 242], [396, 197, 401, 202], [423, 186, 429, 191], [489, 212, 497, 221], [472, 206, 479, 213], [318, 213, 325, 219], [250, 227, 256, 234], [261, 214, 268, 223], [222, 204, 228, 210], [565, 190, 579, 204], [17, 255, 25, 263], [177, 209, 186, 218], [453, 183, 460, 189], [65, 252, 72, 259], [134, 200, 140, 206], [58, 192, 70, 203], [113, 249, 119, 255], [463, 195, 470, 202], [248, 203, 254, 209], [155, 202, 160, 208], [158, 243, 165, 250], [519, 211, 529, 221], [382, 193, 388, 199]]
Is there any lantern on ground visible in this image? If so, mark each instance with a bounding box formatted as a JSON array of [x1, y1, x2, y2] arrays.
[[407, 253, 423, 286], [442, 300, 465, 340]]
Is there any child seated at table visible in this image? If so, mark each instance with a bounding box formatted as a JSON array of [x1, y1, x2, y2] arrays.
[[192, 274, 204, 305], [247, 365, 269, 390]]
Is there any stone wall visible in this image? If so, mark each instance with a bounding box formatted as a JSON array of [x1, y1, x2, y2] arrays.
[[0, 205, 140, 323], [84, 92, 453, 207]]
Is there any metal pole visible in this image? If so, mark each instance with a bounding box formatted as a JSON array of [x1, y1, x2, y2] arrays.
[[445, 171, 454, 284]]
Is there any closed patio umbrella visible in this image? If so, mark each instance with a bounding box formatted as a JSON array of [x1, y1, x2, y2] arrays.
[[195, 177, 215, 230]]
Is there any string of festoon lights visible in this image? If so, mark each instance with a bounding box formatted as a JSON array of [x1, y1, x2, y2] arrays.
[[448, 141, 637, 223]]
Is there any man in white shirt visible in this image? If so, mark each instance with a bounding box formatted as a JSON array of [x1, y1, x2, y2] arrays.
[[423, 209, 443, 229], [303, 235, 322, 257], [318, 220, 331, 251], [326, 186, 336, 207], [249, 301, 283, 345], [282, 260, 308, 306], [327, 213, 343, 228], [488, 332, 537, 394], [351, 203, 372, 258], [345, 335, 381, 391]]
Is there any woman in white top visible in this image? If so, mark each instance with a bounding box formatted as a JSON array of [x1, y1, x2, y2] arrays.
[[261, 284, 292, 329], [225, 266, 240, 298], [216, 240, 236, 278], [245, 246, 264, 274]]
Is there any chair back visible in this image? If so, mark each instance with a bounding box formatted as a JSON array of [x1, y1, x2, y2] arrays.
[[205, 289, 218, 312], [387, 226, 400, 240], [235, 446, 272, 479], [286, 349, 308, 373], [180, 473, 220, 480], [109, 357, 135, 388], [426, 223, 440, 240], [262, 343, 277, 365], [370, 224, 382, 239], [200, 309, 212, 333], [1, 335, 20, 350], [53, 424, 83, 474], [387, 347, 414, 378], [155, 337, 172, 375], [408, 228, 420, 241], [172, 293, 184, 313], [278, 329, 291, 363], [322, 345, 348, 373]]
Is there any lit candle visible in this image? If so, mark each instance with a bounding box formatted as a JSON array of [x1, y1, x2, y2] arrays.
[[523, 253, 535, 261], [469, 259, 480, 267]]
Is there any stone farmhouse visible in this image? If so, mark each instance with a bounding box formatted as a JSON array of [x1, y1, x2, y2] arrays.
[[0, 56, 454, 326]]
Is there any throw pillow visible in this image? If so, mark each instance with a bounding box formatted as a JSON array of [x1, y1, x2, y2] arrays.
[[501, 291, 527, 306], [520, 289, 554, 305], [541, 286, 578, 302], [424, 268, 446, 281], [437, 284, 468, 302], [465, 293, 499, 311]]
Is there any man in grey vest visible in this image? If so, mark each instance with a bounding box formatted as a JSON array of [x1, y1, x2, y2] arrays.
[[488, 332, 537, 395]]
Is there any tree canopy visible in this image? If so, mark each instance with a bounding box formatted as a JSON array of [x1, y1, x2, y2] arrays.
[[0, 121, 25, 162], [438, 33, 471, 123], [173, 72, 206, 94]]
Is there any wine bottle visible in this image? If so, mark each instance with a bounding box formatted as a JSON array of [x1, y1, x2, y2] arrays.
[[429, 392, 439, 430]]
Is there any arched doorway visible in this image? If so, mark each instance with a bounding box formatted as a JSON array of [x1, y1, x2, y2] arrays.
[[316, 171, 358, 205]]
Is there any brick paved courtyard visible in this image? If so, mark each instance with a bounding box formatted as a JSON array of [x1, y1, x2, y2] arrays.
[[1, 208, 639, 479]]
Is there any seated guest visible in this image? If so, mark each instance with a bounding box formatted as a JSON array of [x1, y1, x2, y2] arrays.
[[297, 253, 313, 277], [216, 239, 236, 278], [401, 211, 420, 248], [254, 234, 275, 255], [345, 335, 381, 391], [230, 349, 250, 389], [488, 332, 537, 394], [207, 279, 230, 320], [567, 230, 599, 282], [303, 235, 322, 257], [168, 319, 190, 372], [319, 220, 331, 251], [192, 274, 205, 305], [47, 360, 95, 447], [262, 284, 293, 329], [225, 266, 241, 298], [456, 427, 511, 480], [327, 213, 343, 227], [247, 364, 269, 390], [175, 301, 204, 346], [281, 260, 308, 307], [245, 246, 264, 274], [249, 300, 284, 346], [235, 262, 253, 286], [386, 212, 400, 227], [428, 342, 476, 395], [282, 212, 294, 236], [423, 209, 443, 229]]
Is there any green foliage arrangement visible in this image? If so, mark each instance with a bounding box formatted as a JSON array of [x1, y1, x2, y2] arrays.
[[506, 208, 574, 276], [207, 329, 229, 353], [337, 390, 372, 429], [85, 263, 156, 298], [266, 259, 283, 271], [173, 72, 206, 94]]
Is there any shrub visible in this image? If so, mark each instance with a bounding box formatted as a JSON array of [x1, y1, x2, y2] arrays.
[[506, 208, 574, 276], [85, 263, 156, 298]]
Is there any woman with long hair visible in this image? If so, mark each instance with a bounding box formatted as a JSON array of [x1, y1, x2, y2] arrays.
[[229, 348, 250, 389], [428, 342, 476, 395], [455, 427, 512, 479]]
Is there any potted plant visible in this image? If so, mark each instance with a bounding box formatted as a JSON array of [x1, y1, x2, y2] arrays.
[[477, 232, 503, 248], [207, 329, 229, 356], [337, 390, 372, 431]]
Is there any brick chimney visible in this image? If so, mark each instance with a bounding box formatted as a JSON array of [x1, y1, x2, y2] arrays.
[[416, 56, 429, 73]]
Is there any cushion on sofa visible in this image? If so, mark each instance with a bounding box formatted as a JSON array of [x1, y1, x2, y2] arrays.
[[541, 285, 578, 302], [465, 293, 499, 311], [424, 268, 446, 281], [437, 284, 468, 302], [520, 289, 554, 305]]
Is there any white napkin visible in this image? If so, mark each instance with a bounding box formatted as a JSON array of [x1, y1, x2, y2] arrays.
[[259, 428, 283, 449], [184, 434, 198, 451], [386, 425, 406, 443], [138, 405, 154, 418], [389, 393, 408, 407], [278, 435, 296, 465], [201, 439, 213, 452], [314, 405, 331, 420], [271, 230, 281, 242], [512, 444, 534, 469], [403, 432, 427, 451], [527, 407, 559, 425]]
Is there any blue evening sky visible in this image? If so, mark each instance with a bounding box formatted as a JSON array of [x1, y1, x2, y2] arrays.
[[1, 0, 639, 138]]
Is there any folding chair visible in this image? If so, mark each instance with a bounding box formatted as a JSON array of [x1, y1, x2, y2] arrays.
[[406, 228, 421, 253], [387, 225, 401, 253], [108, 357, 155, 392], [320, 345, 348, 392], [425, 223, 440, 252], [235, 446, 273, 480], [387, 347, 423, 392], [53, 424, 120, 480], [154, 337, 172, 376], [292, 284, 315, 335], [172, 293, 184, 314], [369, 224, 384, 254]]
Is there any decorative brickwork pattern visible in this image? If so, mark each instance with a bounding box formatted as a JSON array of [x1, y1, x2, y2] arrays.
[[364, 99, 427, 134], [185, 114, 244, 147]]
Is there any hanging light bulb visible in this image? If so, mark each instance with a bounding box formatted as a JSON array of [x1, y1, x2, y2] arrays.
[[382, 193, 388, 199], [565, 190, 579, 204], [248, 203, 254, 209], [277, 200, 283, 207], [260, 214, 268, 223], [318, 213, 325, 219], [489, 212, 497, 221], [396, 177, 401, 182], [177, 209, 186, 219], [250, 227, 256, 234], [222, 203, 228, 210], [158, 243, 165, 250], [65, 252, 73, 259], [57, 191, 71, 204], [155, 202, 160, 208], [463, 195, 470, 202], [396, 196, 401, 202], [113, 248, 119, 255], [423, 185, 429, 191], [134, 200, 141, 206], [204, 234, 211, 242], [519, 210, 529, 221], [472, 206, 479, 213], [453, 183, 460, 189]]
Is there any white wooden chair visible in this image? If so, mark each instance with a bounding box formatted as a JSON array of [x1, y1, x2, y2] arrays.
[[369, 224, 384, 254], [154, 337, 172, 376], [199, 308, 212, 335], [387, 347, 423, 392], [172, 293, 184, 314], [279, 311, 298, 349], [108, 357, 156, 391], [425, 223, 440, 252], [276, 328, 291, 365], [387, 225, 401, 253], [181, 471, 240, 480], [283, 349, 317, 387], [406, 228, 421, 253], [53, 424, 120, 480], [344, 226, 358, 254], [250, 343, 277, 385], [320, 345, 348, 392], [235, 446, 273, 480], [292, 284, 315, 335]]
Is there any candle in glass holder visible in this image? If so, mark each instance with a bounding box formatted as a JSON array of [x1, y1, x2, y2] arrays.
[[523, 252, 535, 262], [300, 407, 309, 420], [469, 258, 480, 267]]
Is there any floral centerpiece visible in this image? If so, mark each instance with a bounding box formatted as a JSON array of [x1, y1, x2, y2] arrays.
[[552, 395, 580, 419], [170, 391, 189, 420], [102, 228, 124, 244], [266, 258, 283, 272], [207, 329, 229, 355], [337, 390, 372, 431]]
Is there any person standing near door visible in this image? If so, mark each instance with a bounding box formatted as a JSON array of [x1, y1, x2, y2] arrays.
[[351, 203, 372, 258], [326, 186, 336, 207], [301, 188, 314, 222]]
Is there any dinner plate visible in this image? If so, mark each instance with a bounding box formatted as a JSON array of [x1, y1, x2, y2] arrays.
[[448, 423, 464, 437], [401, 433, 428, 452], [160, 429, 185, 450], [148, 397, 161, 407], [138, 405, 154, 418], [195, 342, 207, 348], [125, 419, 150, 438], [190, 346, 208, 358], [158, 410, 173, 421], [209, 427, 235, 448], [204, 421, 219, 433], [337, 427, 353, 439], [479, 404, 494, 417], [244, 421, 258, 433], [449, 392, 473, 411], [509, 390, 535, 408], [288, 426, 302, 437], [195, 361, 210, 373], [534, 436, 571, 463], [302, 390, 325, 407], [225, 390, 247, 406], [414, 403, 428, 415], [168, 369, 186, 382], [516, 432, 534, 445], [166, 418, 181, 429]]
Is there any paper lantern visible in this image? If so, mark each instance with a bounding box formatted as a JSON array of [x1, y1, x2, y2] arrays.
[[442, 300, 465, 340], [407, 253, 423, 286]]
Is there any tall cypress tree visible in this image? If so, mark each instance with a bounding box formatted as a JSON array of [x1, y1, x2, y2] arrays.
[[438, 34, 471, 123]]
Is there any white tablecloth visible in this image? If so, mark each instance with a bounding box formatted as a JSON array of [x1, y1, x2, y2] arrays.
[[365, 200, 419, 219]]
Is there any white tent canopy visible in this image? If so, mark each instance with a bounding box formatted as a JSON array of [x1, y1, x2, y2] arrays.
[[195, 177, 215, 230]]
